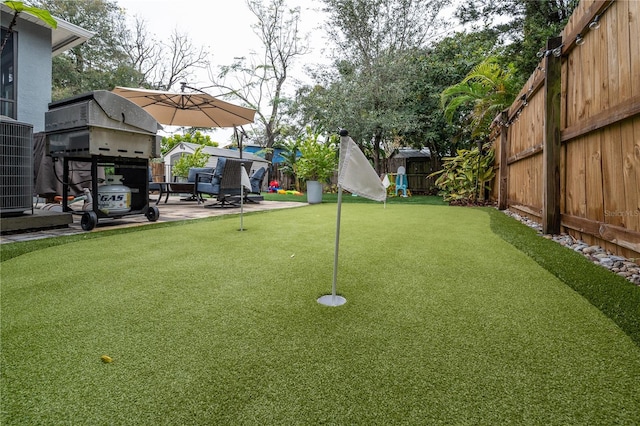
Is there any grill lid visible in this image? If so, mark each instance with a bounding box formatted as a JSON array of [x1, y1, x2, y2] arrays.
[[46, 90, 161, 135]]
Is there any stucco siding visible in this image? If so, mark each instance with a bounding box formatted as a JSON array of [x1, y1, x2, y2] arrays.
[[15, 19, 52, 132]]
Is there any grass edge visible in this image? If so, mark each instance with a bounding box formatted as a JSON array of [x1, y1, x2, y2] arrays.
[[487, 207, 640, 347]]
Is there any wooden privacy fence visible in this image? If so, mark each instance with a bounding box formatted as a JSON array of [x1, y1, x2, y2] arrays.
[[490, 0, 640, 258]]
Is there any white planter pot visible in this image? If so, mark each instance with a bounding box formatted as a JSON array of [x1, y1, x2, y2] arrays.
[[306, 180, 323, 204]]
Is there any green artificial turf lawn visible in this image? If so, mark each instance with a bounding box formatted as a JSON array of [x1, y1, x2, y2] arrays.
[[2, 204, 640, 425]]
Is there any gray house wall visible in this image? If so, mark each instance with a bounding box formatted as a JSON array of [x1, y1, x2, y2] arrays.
[[0, 14, 52, 132]]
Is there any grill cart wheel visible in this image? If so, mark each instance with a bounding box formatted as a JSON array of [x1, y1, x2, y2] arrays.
[[146, 206, 159, 222], [81, 211, 98, 231]]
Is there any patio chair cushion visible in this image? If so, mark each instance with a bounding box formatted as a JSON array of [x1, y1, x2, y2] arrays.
[[197, 180, 220, 195], [249, 167, 266, 193], [213, 157, 226, 179], [148, 167, 161, 192], [187, 167, 214, 183], [189, 167, 217, 195], [195, 159, 226, 195]]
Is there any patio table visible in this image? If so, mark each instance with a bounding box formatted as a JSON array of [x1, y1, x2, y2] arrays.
[[154, 182, 197, 204]]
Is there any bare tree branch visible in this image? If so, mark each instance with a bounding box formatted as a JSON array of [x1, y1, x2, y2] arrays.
[[122, 21, 210, 90], [208, 0, 309, 154]]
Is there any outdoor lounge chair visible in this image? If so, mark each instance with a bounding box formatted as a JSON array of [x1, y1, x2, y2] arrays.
[[148, 167, 163, 202], [245, 166, 266, 203], [194, 158, 253, 208]]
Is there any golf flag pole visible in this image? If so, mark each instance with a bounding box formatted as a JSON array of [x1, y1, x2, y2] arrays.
[[240, 166, 244, 231], [382, 174, 391, 209], [317, 184, 346, 307], [239, 163, 252, 231], [317, 129, 387, 307]]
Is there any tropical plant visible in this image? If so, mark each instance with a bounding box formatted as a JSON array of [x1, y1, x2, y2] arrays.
[[276, 138, 302, 191], [171, 146, 209, 178], [440, 56, 518, 140], [296, 128, 337, 183], [429, 146, 495, 203]]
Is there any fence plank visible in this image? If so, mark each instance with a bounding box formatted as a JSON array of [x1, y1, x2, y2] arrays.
[[602, 123, 626, 228], [622, 118, 640, 232], [632, 1, 640, 98], [565, 137, 587, 219], [585, 131, 604, 247], [616, 0, 632, 103], [607, 1, 620, 104], [565, 44, 578, 128], [593, 8, 608, 115]]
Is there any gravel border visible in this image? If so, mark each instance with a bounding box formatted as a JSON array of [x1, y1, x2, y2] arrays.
[[502, 210, 640, 286]]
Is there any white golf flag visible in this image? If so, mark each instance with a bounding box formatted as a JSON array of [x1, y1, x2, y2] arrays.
[[382, 174, 391, 188], [338, 136, 386, 202], [241, 166, 252, 191]]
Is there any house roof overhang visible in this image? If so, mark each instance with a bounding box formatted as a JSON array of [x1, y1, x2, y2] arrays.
[[1, 4, 94, 56]]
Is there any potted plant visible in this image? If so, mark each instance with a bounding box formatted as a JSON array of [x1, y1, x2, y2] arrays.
[[171, 146, 210, 181], [296, 129, 338, 204]]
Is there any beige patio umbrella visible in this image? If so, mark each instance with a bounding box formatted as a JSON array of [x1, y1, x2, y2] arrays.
[[112, 86, 256, 128]]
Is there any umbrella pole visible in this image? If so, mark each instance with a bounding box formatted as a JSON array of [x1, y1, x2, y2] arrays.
[[239, 165, 245, 231], [235, 126, 244, 160]]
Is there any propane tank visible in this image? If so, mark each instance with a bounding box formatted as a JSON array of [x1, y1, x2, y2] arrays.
[[98, 176, 131, 215], [82, 188, 93, 211]]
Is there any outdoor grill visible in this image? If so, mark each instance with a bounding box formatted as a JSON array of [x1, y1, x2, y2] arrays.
[[46, 90, 160, 158], [45, 90, 162, 230]]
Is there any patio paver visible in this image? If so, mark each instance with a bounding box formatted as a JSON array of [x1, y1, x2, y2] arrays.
[[0, 197, 305, 244]]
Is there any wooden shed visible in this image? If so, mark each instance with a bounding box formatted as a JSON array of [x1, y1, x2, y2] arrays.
[[387, 148, 436, 194]]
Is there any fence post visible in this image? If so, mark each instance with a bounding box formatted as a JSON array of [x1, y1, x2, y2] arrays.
[[542, 36, 563, 234], [498, 110, 509, 210]]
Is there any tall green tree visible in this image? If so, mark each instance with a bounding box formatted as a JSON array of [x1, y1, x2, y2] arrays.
[[161, 131, 218, 157], [402, 29, 503, 167], [274, 137, 301, 191], [455, 0, 578, 82], [313, 0, 450, 173], [33, 0, 140, 100]]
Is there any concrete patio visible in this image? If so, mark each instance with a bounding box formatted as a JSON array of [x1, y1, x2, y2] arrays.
[[1, 196, 305, 244]]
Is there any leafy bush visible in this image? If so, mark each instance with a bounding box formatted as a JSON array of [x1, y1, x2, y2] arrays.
[[161, 131, 218, 157], [430, 146, 495, 203], [171, 146, 210, 178], [296, 129, 338, 183]]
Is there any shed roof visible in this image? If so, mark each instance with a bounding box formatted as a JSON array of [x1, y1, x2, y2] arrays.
[[390, 147, 431, 159], [167, 142, 270, 164]]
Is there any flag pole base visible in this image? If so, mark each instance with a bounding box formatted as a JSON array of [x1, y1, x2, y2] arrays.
[[317, 294, 347, 307]]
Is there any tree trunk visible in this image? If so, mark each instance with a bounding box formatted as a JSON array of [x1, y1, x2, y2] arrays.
[[373, 129, 382, 174]]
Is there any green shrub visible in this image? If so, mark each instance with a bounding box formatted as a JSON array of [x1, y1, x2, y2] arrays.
[[296, 128, 338, 183], [171, 146, 209, 178], [430, 146, 495, 202]]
